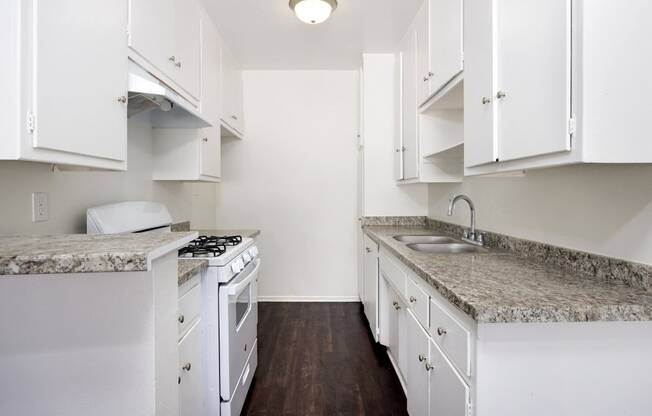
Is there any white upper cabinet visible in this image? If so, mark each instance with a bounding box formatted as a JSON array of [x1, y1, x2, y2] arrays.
[[428, 0, 464, 96], [152, 12, 222, 182], [465, 1, 652, 175], [495, 0, 571, 163], [220, 45, 245, 136], [398, 30, 419, 181], [416, 0, 464, 106], [129, 0, 201, 102], [0, 0, 127, 170], [463, 0, 496, 167]]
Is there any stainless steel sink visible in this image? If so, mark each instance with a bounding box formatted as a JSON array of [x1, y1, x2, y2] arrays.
[[393, 235, 458, 244], [406, 243, 487, 254]]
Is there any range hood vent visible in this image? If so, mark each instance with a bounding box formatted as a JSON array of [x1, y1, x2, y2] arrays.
[[127, 61, 211, 128]]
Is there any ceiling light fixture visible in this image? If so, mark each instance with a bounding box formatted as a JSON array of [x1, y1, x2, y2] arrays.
[[289, 0, 338, 25]]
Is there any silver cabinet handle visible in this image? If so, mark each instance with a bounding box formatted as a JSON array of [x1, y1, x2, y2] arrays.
[[393, 301, 401, 310], [231, 115, 238, 120], [202, 137, 208, 142], [365, 247, 371, 253], [178, 314, 185, 323], [175, 61, 182, 68], [117, 96, 127, 104], [395, 148, 401, 153], [169, 56, 177, 63], [401, 146, 406, 152], [428, 71, 434, 78], [425, 362, 434, 371], [418, 353, 426, 362], [496, 91, 506, 99], [409, 296, 417, 303], [182, 362, 192, 372], [423, 75, 429, 82], [482, 97, 491, 104], [437, 327, 447, 336]]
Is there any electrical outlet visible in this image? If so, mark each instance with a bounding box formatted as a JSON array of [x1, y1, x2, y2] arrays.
[[32, 192, 49, 222]]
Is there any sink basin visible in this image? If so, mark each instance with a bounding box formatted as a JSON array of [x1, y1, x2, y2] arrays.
[[393, 235, 458, 244], [406, 243, 487, 254]]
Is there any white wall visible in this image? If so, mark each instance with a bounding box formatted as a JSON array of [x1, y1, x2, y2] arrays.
[[216, 70, 359, 301], [362, 54, 428, 216], [428, 164, 652, 265], [0, 113, 217, 235]]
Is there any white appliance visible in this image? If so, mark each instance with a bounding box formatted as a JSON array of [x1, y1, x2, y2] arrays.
[[86, 201, 260, 416]]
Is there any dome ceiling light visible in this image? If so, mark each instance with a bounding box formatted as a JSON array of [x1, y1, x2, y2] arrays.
[[289, 0, 338, 25]]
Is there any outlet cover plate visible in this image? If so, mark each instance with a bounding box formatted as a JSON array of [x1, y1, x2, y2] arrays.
[[32, 192, 49, 222]]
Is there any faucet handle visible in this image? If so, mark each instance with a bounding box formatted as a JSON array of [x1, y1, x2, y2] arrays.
[[477, 232, 486, 245], [463, 229, 469, 239]]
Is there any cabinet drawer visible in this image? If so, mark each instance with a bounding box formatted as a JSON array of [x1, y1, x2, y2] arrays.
[[429, 298, 471, 377], [179, 322, 202, 416], [178, 282, 201, 338], [406, 277, 429, 329], [379, 252, 406, 297]]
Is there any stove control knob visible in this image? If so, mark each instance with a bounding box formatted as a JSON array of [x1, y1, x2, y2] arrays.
[[231, 262, 241, 273], [251, 246, 259, 256], [242, 252, 252, 262], [247, 248, 256, 258]]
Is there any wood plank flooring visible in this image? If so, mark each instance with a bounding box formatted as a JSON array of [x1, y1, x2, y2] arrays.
[[241, 302, 408, 416]]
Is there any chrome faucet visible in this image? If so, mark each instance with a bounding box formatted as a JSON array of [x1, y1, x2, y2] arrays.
[[447, 194, 484, 246]]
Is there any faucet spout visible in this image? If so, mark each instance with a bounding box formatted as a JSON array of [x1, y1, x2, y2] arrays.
[[447, 194, 478, 242]]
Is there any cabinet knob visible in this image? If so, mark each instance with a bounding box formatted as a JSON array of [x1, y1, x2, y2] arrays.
[[169, 55, 177, 63], [178, 314, 185, 323], [395, 148, 401, 153], [365, 247, 372, 253], [437, 327, 447, 336], [482, 97, 491, 105], [231, 115, 238, 120], [202, 137, 208, 142], [425, 362, 434, 371], [423, 75, 429, 82], [393, 301, 401, 310], [409, 296, 417, 303], [401, 146, 406, 152], [182, 362, 192, 372], [418, 353, 426, 362], [496, 91, 507, 100], [175, 61, 182, 68], [428, 71, 434, 78], [116, 96, 127, 104]]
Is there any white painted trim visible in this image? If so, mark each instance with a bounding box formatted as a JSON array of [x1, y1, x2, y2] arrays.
[[257, 296, 361, 303]]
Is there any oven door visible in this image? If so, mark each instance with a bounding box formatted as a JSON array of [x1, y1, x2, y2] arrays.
[[218, 258, 260, 400]]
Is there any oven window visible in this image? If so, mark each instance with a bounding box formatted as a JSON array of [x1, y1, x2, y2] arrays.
[[235, 282, 251, 327]]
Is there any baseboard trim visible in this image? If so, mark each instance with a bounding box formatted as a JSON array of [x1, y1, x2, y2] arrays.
[[257, 296, 361, 302]]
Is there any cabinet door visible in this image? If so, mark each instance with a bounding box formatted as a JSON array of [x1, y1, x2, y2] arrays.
[[400, 30, 419, 180], [221, 46, 243, 132], [407, 310, 429, 416], [464, 0, 496, 167], [199, 131, 221, 178], [428, 339, 469, 416], [394, 51, 404, 181], [495, 0, 572, 162], [179, 322, 203, 416], [428, 0, 463, 93], [173, 0, 201, 100], [363, 239, 378, 341], [415, 1, 431, 106], [385, 283, 400, 367], [33, 0, 127, 161], [129, 0, 175, 78]]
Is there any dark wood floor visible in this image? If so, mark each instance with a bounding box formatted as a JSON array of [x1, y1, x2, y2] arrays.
[[241, 302, 407, 416]]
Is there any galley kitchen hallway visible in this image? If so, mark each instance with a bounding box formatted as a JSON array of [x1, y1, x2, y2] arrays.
[[241, 303, 407, 416]]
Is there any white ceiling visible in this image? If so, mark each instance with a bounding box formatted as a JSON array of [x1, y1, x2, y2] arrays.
[[201, 0, 424, 69]]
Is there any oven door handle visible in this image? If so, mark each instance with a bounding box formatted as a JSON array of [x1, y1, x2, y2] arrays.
[[225, 259, 261, 296]]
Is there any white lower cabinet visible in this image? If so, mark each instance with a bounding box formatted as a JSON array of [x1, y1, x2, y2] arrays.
[[380, 276, 408, 382], [179, 322, 202, 416], [406, 310, 430, 416], [428, 339, 470, 416], [363, 234, 380, 341]]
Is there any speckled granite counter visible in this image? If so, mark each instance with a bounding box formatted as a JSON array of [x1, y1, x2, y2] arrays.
[[364, 225, 652, 323], [178, 259, 208, 286], [0, 232, 197, 275]]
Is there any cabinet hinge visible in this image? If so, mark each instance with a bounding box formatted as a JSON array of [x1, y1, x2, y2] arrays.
[[26, 111, 35, 134], [568, 117, 577, 136]]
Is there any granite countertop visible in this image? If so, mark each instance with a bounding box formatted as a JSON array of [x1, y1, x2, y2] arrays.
[[0, 232, 197, 276], [363, 225, 652, 324], [178, 259, 208, 286]]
